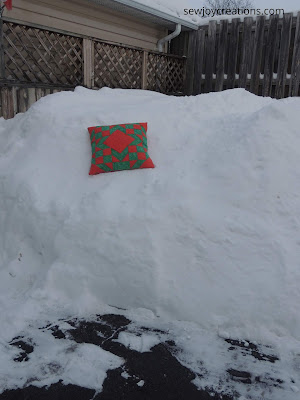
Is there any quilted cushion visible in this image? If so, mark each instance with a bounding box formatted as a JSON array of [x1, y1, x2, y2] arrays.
[[88, 122, 154, 175]]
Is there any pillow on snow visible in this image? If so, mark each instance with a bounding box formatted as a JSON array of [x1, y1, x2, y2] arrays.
[[88, 122, 155, 175]]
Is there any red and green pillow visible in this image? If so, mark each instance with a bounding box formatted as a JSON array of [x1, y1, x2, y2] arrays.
[[88, 122, 154, 175]]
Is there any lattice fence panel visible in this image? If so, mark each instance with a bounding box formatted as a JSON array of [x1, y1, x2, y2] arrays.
[[147, 53, 186, 94], [3, 22, 83, 86], [94, 42, 143, 89]]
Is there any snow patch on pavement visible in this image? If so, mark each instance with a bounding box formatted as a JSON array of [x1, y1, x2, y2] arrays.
[[0, 325, 122, 393], [116, 331, 161, 352]]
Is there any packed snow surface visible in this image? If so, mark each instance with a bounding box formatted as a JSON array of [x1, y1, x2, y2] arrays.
[[0, 87, 300, 397], [1, 87, 300, 340]]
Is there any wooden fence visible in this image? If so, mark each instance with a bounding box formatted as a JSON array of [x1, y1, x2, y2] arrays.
[[185, 12, 300, 98], [0, 19, 186, 118], [2, 14, 300, 119]]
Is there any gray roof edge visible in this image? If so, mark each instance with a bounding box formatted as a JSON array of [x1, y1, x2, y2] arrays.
[[111, 0, 198, 30]]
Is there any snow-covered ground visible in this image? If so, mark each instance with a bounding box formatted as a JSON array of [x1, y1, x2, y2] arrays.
[[0, 87, 300, 399]]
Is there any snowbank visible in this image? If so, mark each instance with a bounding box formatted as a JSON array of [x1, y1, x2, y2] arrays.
[[1, 87, 300, 347]]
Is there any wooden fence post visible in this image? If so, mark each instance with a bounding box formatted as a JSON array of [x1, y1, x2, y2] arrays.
[[184, 30, 197, 95], [239, 17, 253, 88], [250, 16, 265, 95], [275, 13, 292, 99], [290, 11, 300, 97], [1, 87, 14, 119], [227, 18, 240, 89], [193, 29, 205, 95], [0, 17, 5, 79], [263, 14, 279, 97], [141, 50, 148, 90], [215, 19, 228, 91], [18, 88, 29, 113], [83, 38, 94, 88], [204, 21, 217, 93]]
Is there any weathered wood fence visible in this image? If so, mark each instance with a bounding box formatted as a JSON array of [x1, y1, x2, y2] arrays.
[[185, 12, 300, 98], [0, 18, 186, 118], [1, 13, 300, 118]]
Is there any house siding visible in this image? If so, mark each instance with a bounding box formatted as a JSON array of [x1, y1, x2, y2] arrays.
[[3, 0, 168, 50]]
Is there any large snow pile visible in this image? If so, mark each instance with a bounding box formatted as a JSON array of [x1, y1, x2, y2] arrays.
[[0, 87, 300, 350]]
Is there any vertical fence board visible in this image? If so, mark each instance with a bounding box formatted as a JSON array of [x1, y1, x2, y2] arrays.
[[185, 30, 197, 95], [227, 18, 240, 89], [27, 87, 36, 108], [250, 16, 265, 94], [239, 17, 253, 88], [1, 88, 14, 119], [263, 15, 279, 97], [36, 88, 45, 101], [0, 18, 5, 79], [83, 38, 93, 88], [1, 88, 6, 118], [215, 20, 228, 91], [290, 11, 300, 96], [18, 88, 28, 113], [275, 13, 293, 98], [12, 86, 17, 116], [141, 51, 148, 90], [205, 21, 217, 93], [193, 29, 205, 95]]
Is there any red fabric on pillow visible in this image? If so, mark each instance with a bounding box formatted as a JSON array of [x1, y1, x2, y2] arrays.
[[88, 122, 154, 175]]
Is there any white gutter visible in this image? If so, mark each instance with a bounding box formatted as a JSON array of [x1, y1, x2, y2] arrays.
[[106, 0, 198, 30], [157, 24, 181, 52]]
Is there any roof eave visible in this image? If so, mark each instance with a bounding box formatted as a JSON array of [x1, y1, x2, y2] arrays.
[[88, 0, 199, 30]]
